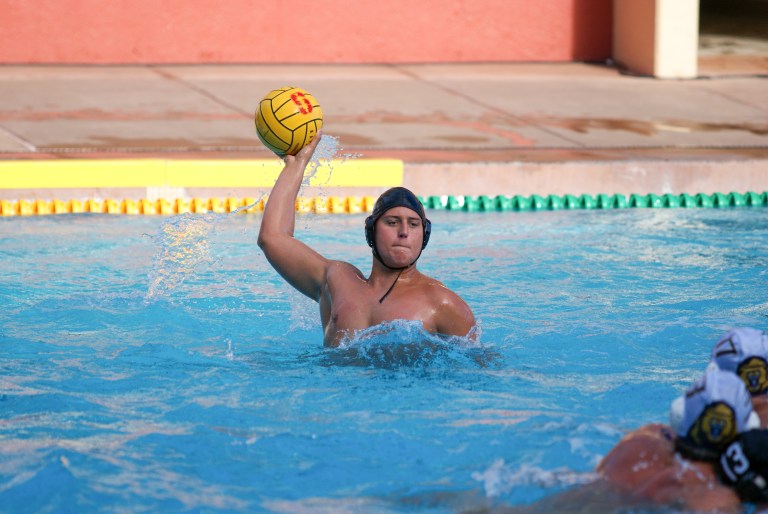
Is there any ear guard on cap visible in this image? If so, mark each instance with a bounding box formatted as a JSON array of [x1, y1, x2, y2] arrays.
[[365, 216, 431, 250], [669, 367, 759, 461], [365, 215, 374, 248], [671, 395, 761, 435], [712, 327, 768, 396]]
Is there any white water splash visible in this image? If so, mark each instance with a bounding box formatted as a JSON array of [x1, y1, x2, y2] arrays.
[[225, 338, 234, 361], [145, 135, 351, 301], [301, 134, 360, 187], [146, 212, 223, 299], [472, 459, 598, 498]]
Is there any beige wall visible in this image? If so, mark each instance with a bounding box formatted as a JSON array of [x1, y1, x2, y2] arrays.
[[655, 0, 699, 78], [613, 0, 699, 78]]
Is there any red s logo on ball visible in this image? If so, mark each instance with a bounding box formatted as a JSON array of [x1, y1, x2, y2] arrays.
[[291, 92, 313, 114]]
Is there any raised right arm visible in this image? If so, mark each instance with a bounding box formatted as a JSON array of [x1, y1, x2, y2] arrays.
[[257, 135, 328, 301]]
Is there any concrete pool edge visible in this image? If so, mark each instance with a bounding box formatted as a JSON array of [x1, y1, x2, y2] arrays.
[[402, 157, 768, 198]]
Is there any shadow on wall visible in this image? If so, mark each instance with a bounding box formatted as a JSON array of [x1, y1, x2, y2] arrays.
[[571, 0, 613, 62], [700, 0, 768, 39]]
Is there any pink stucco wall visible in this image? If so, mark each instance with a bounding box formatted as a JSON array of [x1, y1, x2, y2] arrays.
[[0, 0, 612, 64]]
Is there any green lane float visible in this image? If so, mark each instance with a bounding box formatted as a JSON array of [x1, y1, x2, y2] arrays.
[[418, 192, 768, 212]]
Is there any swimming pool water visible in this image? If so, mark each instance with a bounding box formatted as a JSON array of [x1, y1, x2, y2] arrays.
[[1, 208, 767, 513]]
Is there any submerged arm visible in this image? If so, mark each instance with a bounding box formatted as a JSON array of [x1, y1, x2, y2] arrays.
[[257, 135, 328, 301]]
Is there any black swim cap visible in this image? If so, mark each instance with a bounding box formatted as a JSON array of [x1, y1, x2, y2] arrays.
[[364, 187, 431, 268]]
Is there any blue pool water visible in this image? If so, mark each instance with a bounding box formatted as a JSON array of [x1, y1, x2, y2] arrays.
[[1, 207, 768, 513]]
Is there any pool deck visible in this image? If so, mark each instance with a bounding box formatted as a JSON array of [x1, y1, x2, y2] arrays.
[[0, 56, 767, 203]]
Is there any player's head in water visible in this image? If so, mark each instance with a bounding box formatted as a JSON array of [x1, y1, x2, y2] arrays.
[[711, 327, 768, 397], [365, 187, 431, 270], [669, 366, 759, 460]]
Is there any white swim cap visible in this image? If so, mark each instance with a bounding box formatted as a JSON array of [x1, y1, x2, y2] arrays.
[[669, 367, 757, 451], [711, 327, 768, 396]]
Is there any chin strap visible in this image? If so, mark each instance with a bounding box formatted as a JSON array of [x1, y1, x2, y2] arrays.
[[379, 268, 404, 303]]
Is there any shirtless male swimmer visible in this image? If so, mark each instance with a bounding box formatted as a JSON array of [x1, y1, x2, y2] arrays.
[[257, 134, 476, 347]]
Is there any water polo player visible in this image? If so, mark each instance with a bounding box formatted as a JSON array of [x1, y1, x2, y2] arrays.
[[257, 134, 475, 347], [594, 366, 762, 513], [708, 327, 768, 504], [711, 327, 768, 423]]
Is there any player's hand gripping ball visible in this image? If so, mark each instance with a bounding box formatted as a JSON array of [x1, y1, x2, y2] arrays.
[[254, 86, 323, 157]]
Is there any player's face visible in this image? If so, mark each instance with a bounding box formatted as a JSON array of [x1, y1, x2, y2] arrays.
[[375, 207, 423, 268]]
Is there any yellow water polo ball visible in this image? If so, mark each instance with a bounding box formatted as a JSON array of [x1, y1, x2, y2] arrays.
[[254, 86, 323, 157]]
